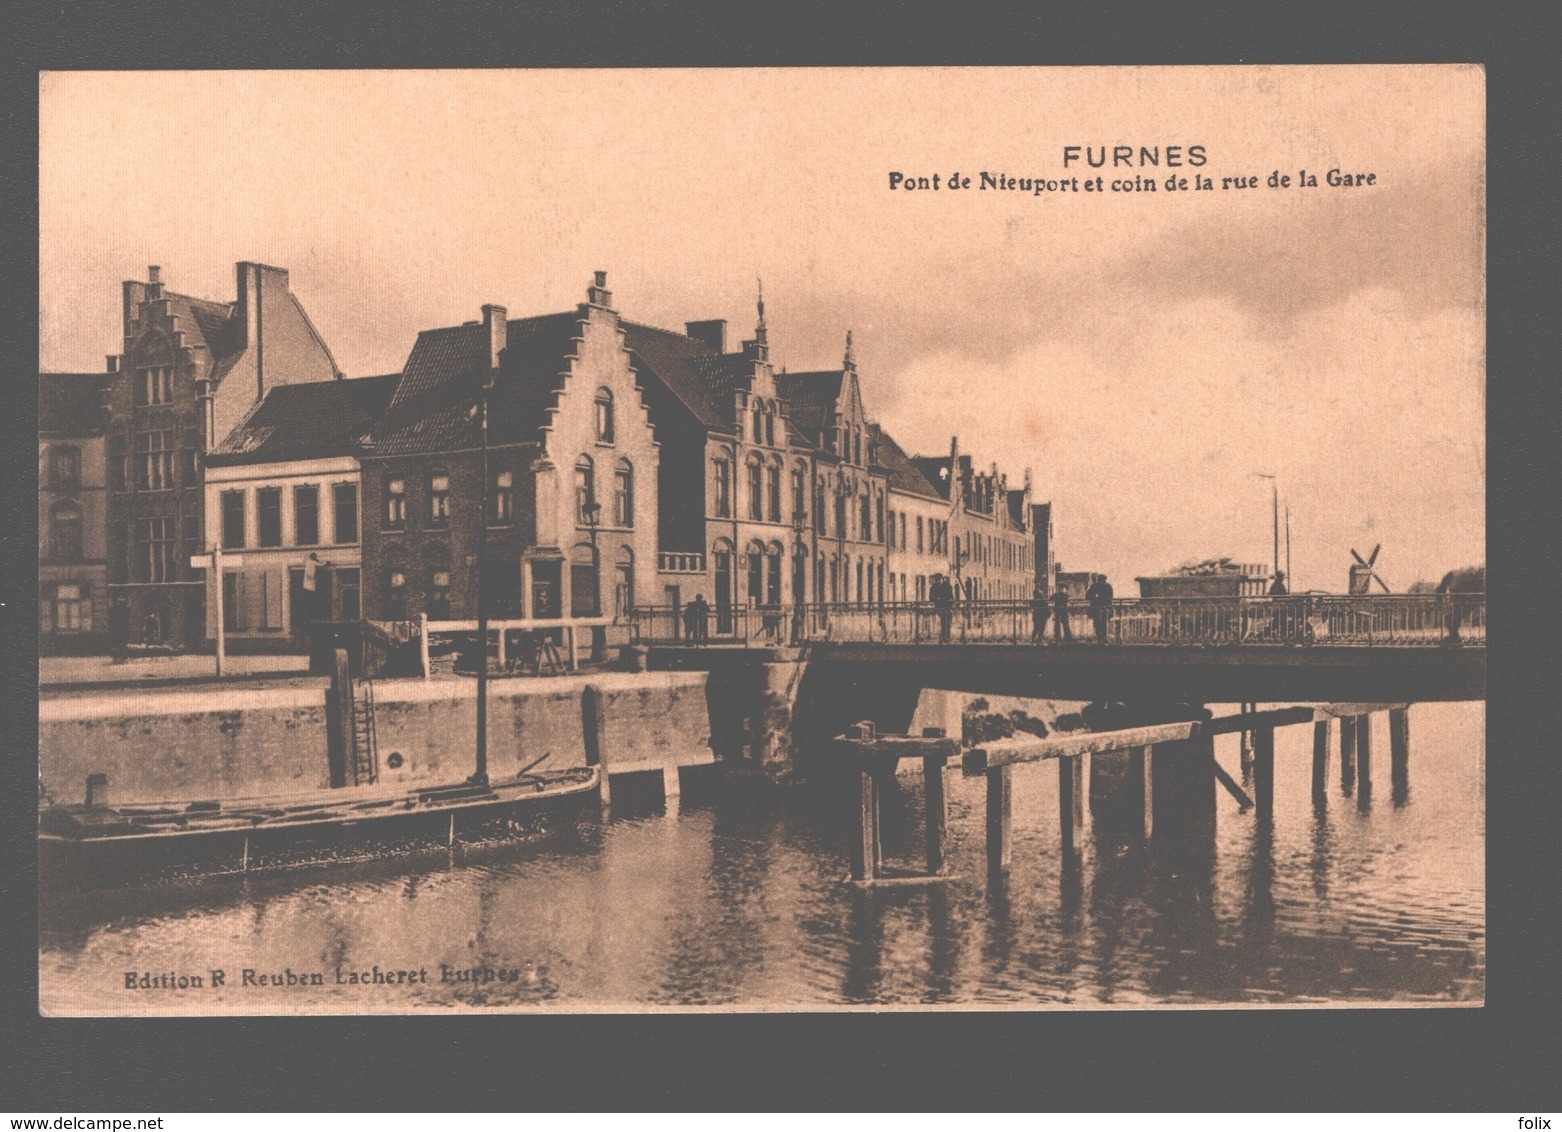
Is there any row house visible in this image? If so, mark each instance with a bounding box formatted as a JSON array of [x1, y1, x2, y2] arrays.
[[911, 438, 1036, 602], [102, 263, 341, 650], [356, 276, 661, 630], [1032, 502, 1056, 597], [876, 427, 951, 603], [39, 371, 114, 653], [200, 375, 397, 650]]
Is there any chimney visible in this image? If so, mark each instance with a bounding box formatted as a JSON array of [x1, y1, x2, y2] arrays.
[[106, 355, 119, 373], [586, 271, 613, 308], [481, 304, 507, 370], [685, 319, 727, 353], [147, 265, 163, 299]]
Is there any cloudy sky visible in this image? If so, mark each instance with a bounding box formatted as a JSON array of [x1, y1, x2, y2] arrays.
[[40, 67, 1484, 591]]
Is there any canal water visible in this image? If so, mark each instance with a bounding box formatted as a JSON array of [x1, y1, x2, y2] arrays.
[[38, 702, 1483, 1013]]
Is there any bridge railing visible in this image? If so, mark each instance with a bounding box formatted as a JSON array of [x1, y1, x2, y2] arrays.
[[629, 594, 1485, 648]]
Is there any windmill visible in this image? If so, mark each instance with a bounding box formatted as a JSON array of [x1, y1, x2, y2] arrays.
[[1349, 544, 1391, 594]]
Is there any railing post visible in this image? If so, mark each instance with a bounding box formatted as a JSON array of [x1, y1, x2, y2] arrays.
[[497, 624, 507, 669], [568, 625, 579, 671], [419, 612, 430, 680]]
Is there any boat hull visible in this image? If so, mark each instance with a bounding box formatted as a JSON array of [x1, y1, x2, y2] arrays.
[[39, 769, 600, 886]]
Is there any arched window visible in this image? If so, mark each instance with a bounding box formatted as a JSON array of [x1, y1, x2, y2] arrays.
[[713, 455, 732, 518], [875, 495, 885, 543], [613, 459, 634, 527], [766, 457, 782, 523], [570, 542, 600, 617], [765, 410, 775, 448], [49, 501, 82, 562], [751, 399, 764, 444], [384, 477, 406, 529], [765, 541, 784, 606], [49, 446, 80, 488], [712, 539, 735, 632], [746, 453, 764, 521], [614, 547, 635, 621], [791, 464, 808, 525], [594, 387, 615, 443], [385, 564, 409, 620], [859, 491, 872, 541], [745, 539, 766, 605], [575, 456, 596, 525]]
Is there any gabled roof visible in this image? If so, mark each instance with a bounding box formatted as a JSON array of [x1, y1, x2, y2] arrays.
[[621, 321, 732, 433], [774, 370, 844, 442], [165, 292, 246, 380], [39, 373, 111, 437], [872, 425, 944, 501], [911, 455, 966, 501], [368, 313, 581, 456], [207, 374, 400, 465], [1006, 490, 1027, 526]]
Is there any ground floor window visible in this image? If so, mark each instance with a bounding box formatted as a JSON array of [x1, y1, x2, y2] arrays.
[[44, 583, 90, 633]]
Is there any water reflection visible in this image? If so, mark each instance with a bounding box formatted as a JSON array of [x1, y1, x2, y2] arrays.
[[39, 703, 1484, 1011]]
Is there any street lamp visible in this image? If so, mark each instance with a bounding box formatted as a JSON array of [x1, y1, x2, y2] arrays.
[[583, 499, 604, 660]]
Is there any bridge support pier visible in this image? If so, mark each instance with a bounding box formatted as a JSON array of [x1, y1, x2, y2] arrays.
[[986, 765, 1012, 880], [1150, 733, 1216, 854], [1390, 707, 1411, 805], [1312, 718, 1331, 804], [1356, 714, 1373, 806], [1253, 726, 1275, 819], [1059, 755, 1086, 859], [1339, 715, 1357, 796], [1088, 748, 1152, 843]]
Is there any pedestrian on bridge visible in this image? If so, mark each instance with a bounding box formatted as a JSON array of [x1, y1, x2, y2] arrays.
[[1030, 588, 1050, 644], [931, 573, 954, 644], [1050, 586, 1073, 642], [1086, 574, 1114, 643], [686, 594, 711, 644]]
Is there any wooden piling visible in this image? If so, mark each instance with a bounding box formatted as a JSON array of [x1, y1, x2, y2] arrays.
[[1356, 713, 1373, 799], [986, 764, 1012, 880], [1132, 746, 1153, 841], [1059, 755, 1085, 856], [923, 755, 946, 874], [850, 769, 879, 883], [1393, 702, 1418, 790], [1253, 726, 1275, 819], [1312, 718, 1331, 803], [1339, 715, 1357, 796]]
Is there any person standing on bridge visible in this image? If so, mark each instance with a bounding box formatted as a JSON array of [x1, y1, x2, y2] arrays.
[[1086, 574, 1114, 643], [687, 593, 711, 644], [1050, 585, 1073, 642], [1030, 587, 1050, 644], [931, 573, 954, 644]]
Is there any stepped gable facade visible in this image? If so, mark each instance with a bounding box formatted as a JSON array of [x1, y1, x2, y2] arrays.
[[357, 274, 660, 627], [103, 263, 342, 650]]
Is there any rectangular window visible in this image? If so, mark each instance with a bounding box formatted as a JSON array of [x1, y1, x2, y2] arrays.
[[140, 518, 176, 583], [336, 567, 361, 621], [429, 472, 450, 527], [887, 509, 896, 549], [713, 457, 731, 518], [333, 483, 359, 544], [223, 571, 243, 631], [138, 366, 173, 406], [792, 468, 807, 524], [766, 464, 781, 523], [385, 478, 406, 529], [613, 467, 633, 527], [53, 584, 88, 632], [491, 470, 513, 526], [221, 490, 246, 549], [747, 460, 763, 521], [138, 430, 174, 490], [294, 485, 319, 546], [257, 488, 282, 547], [260, 570, 283, 630]]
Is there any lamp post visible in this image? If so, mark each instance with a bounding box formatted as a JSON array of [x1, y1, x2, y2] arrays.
[[1253, 472, 1279, 590], [470, 368, 494, 788]]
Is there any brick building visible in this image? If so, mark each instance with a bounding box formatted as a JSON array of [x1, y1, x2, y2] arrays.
[[39, 370, 114, 653], [911, 437, 1035, 601], [103, 263, 342, 650], [357, 275, 660, 631], [877, 426, 949, 602], [1031, 502, 1056, 598]]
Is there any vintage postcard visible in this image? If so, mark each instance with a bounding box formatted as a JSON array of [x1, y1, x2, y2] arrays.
[[38, 66, 1484, 1015]]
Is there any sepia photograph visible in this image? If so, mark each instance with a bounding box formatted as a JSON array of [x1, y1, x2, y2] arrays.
[[36, 65, 1485, 1016]]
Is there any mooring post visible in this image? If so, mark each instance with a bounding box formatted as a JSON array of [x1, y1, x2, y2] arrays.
[[1356, 713, 1373, 801], [1059, 755, 1085, 857], [1339, 715, 1357, 796], [922, 727, 948, 875], [986, 764, 1012, 880], [1312, 718, 1331, 803], [582, 684, 610, 807], [846, 721, 879, 883], [1253, 726, 1275, 819], [1389, 707, 1410, 801]]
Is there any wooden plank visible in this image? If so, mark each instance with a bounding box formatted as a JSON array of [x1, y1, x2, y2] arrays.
[[1315, 702, 1410, 718], [1135, 746, 1153, 841], [833, 734, 963, 760], [1211, 756, 1254, 810], [964, 720, 1199, 773], [1204, 706, 1317, 735]]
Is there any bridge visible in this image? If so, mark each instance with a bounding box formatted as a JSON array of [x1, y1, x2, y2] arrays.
[[628, 595, 1485, 775]]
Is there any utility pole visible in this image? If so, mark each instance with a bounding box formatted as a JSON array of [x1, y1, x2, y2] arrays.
[[1253, 472, 1278, 586], [471, 368, 493, 787]]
